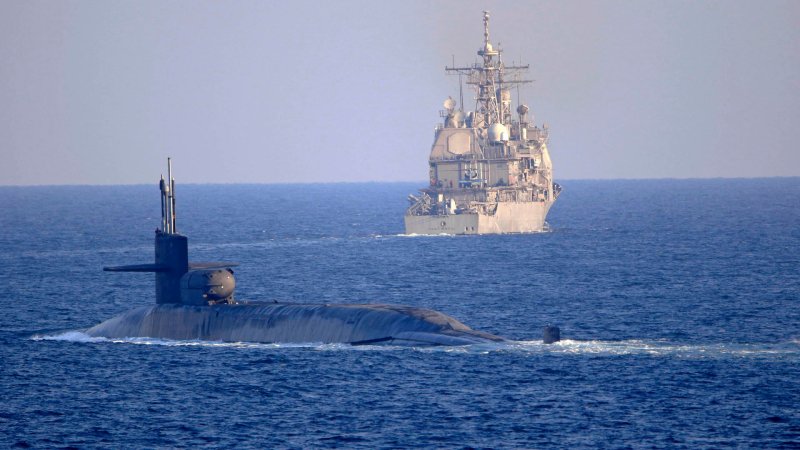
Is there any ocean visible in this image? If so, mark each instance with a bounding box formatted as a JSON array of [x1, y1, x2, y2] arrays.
[[1, 178, 798, 448]]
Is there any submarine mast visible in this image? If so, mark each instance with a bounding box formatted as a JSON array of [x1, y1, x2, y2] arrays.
[[154, 157, 188, 304], [160, 158, 177, 234]]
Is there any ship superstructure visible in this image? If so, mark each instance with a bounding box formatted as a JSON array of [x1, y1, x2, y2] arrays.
[[405, 11, 560, 235]]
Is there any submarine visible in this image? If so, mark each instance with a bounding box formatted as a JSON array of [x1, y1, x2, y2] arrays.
[[86, 159, 505, 346]]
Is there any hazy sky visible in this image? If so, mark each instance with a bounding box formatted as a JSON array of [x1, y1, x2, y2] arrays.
[[1, 0, 798, 185]]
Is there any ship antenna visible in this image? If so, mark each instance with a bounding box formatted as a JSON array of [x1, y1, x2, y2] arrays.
[[459, 73, 464, 112], [483, 10, 490, 49]]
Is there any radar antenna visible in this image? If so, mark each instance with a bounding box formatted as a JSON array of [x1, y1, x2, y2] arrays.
[[444, 11, 533, 128]]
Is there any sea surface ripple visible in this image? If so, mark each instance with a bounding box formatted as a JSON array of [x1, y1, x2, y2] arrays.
[[1, 179, 799, 448]]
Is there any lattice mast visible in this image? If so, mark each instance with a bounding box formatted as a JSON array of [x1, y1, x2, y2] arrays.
[[445, 11, 532, 129]]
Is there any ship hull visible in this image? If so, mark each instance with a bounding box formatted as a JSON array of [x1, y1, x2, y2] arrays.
[[404, 201, 552, 235], [86, 303, 504, 346]]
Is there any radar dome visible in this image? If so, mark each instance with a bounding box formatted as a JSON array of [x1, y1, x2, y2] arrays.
[[488, 123, 509, 143]]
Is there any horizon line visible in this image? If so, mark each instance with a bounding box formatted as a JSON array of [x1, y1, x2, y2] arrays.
[[1, 175, 798, 189]]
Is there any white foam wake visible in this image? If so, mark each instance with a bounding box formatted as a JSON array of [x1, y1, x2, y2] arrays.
[[504, 339, 800, 358], [30, 332, 800, 358], [30, 331, 398, 351], [31, 330, 111, 343]]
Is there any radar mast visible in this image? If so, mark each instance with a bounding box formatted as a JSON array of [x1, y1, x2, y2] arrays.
[[445, 11, 533, 129]]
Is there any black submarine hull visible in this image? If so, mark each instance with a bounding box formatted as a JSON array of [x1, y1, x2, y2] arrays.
[[86, 303, 504, 346], [92, 160, 506, 347]]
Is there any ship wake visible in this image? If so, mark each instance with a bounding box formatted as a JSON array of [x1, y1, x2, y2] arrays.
[[31, 332, 800, 359]]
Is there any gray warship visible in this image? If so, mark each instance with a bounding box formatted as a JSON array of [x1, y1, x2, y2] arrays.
[[87, 159, 504, 346], [405, 11, 561, 235]]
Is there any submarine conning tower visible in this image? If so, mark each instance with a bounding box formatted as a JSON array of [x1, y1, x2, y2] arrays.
[[155, 158, 188, 304], [104, 158, 237, 306]]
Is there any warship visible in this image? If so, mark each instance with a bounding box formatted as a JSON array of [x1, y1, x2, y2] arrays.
[[405, 11, 561, 235], [87, 159, 505, 346]]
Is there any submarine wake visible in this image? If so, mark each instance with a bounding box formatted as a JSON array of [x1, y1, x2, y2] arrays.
[[33, 330, 504, 352], [504, 339, 800, 359], [33, 331, 365, 350], [33, 332, 798, 359]]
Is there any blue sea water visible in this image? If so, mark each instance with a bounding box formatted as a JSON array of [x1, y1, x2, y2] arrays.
[[1, 178, 799, 448]]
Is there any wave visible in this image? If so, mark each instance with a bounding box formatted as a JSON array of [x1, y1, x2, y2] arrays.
[[31, 331, 398, 351], [31, 332, 800, 358], [504, 339, 800, 358], [395, 232, 459, 238]]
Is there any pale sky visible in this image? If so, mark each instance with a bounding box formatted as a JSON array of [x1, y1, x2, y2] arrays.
[[1, 0, 798, 185]]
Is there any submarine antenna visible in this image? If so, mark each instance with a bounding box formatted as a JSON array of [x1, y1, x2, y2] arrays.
[[162, 174, 171, 234], [159, 174, 167, 232], [169, 161, 177, 234], [162, 161, 172, 234], [166, 157, 177, 234]]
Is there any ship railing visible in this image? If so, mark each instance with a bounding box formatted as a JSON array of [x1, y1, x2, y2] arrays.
[[431, 153, 482, 162]]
